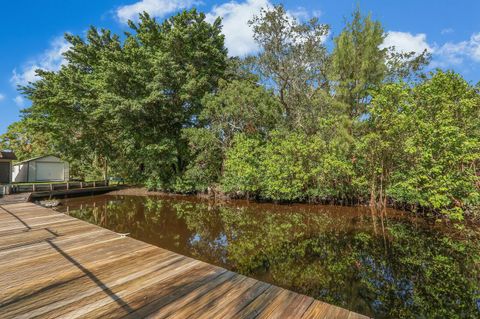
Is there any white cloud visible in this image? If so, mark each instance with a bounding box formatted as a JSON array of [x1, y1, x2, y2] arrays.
[[13, 96, 25, 108], [207, 0, 321, 57], [380, 30, 480, 68], [441, 28, 454, 35], [436, 32, 480, 65], [382, 31, 434, 54], [118, 0, 269, 57], [472, 33, 480, 61], [289, 7, 321, 21], [116, 0, 323, 57], [11, 36, 70, 87], [0, 94, 4, 102], [206, 0, 270, 57], [116, 0, 199, 23]]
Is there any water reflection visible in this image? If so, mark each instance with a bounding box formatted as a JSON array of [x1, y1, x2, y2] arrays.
[[56, 195, 480, 318]]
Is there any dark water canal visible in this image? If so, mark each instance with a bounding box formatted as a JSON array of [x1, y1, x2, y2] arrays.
[[55, 194, 480, 318]]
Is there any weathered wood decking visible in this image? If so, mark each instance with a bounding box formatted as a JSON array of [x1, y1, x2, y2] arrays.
[[0, 193, 32, 205], [0, 202, 369, 318]]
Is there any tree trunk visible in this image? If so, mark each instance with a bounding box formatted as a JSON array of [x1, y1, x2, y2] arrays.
[[103, 158, 108, 182]]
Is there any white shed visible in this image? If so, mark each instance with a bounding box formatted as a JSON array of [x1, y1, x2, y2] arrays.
[[12, 155, 70, 183]]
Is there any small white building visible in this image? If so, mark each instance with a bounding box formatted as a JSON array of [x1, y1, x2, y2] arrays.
[[12, 155, 70, 183]]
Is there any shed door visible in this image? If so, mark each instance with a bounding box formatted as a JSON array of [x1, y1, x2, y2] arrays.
[[0, 162, 9, 184], [36, 162, 64, 181]]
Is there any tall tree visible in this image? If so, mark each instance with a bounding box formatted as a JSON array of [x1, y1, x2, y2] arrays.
[[249, 5, 330, 129], [17, 10, 228, 186], [331, 8, 430, 119], [0, 120, 54, 161], [331, 8, 387, 118]]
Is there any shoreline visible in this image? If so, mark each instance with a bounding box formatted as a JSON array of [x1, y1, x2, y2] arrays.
[[104, 187, 480, 226]]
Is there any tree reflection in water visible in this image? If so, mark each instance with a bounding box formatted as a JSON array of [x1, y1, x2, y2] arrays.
[[58, 195, 480, 318]]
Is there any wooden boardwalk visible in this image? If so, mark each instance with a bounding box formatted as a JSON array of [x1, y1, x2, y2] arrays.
[[0, 202, 369, 319], [0, 193, 31, 205]]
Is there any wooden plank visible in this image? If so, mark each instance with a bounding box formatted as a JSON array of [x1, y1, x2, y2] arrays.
[[0, 229, 118, 268], [196, 280, 270, 319], [131, 271, 237, 318], [262, 292, 314, 319], [0, 228, 56, 250], [0, 207, 62, 218], [0, 215, 73, 232], [0, 244, 154, 306], [254, 290, 293, 319], [0, 238, 152, 285], [0, 219, 83, 240], [0, 241, 155, 305], [226, 285, 284, 319], [62, 258, 203, 319], [95, 265, 226, 319], [0, 205, 60, 223], [0, 249, 177, 318], [158, 273, 248, 318], [301, 300, 331, 319], [193, 276, 260, 319], [9, 253, 189, 319], [348, 311, 371, 319]]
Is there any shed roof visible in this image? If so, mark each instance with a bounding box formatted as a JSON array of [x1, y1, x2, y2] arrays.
[[13, 155, 63, 165], [0, 151, 17, 160]]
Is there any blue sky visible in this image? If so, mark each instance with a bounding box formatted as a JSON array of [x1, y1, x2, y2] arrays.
[[1, 0, 480, 134]]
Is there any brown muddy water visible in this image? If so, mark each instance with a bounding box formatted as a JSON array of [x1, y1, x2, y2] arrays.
[[54, 194, 480, 318]]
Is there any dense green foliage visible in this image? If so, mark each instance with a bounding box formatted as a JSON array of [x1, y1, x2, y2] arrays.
[[2, 6, 479, 219]]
